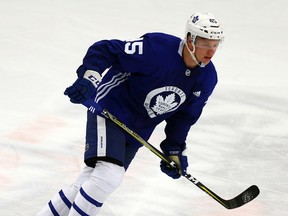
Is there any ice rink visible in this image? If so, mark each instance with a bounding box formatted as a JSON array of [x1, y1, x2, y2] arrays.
[[0, 0, 287, 215]]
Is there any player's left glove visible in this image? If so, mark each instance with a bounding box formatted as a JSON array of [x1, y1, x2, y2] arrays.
[[160, 140, 188, 179], [64, 70, 101, 104]]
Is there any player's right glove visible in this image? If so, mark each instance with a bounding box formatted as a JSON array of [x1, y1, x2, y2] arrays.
[[160, 140, 188, 179], [64, 70, 101, 104]]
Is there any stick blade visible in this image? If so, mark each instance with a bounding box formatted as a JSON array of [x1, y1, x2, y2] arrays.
[[226, 185, 260, 209]]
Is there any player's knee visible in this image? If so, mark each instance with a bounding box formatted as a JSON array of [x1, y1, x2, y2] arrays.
[[91, 161, 125, 194]]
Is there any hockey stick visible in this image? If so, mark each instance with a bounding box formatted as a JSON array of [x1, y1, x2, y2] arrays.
[[101, 109, 260, 209]]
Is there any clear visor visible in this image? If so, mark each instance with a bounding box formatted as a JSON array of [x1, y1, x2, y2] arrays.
[[194, 38, 222, 50]]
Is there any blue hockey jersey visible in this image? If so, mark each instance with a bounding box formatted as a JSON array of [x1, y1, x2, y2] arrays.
[[77, 33, 217, 146]]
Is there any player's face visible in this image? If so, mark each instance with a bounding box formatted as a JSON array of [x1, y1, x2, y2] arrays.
[[194, 37, 220, 65]]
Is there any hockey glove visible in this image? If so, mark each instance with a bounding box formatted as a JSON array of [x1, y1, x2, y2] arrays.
[[160, 140, 188, 179], [64, 70, 101, 104]]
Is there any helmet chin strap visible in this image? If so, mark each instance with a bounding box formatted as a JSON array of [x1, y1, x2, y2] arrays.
[[185, 41, 206, 68]]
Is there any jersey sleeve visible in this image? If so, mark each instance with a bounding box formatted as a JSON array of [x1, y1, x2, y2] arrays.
[[75, 39, 124, 77], [75, 36, 156, 77], [163, 96, 207, 145]]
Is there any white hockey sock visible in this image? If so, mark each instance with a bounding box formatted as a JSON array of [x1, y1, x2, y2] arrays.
[[37, 166, 93, 216], [68, 161, 125, 216], [36, 185, 79, 216]]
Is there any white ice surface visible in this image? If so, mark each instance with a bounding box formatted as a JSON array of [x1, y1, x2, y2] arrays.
[[0, 0, 287, 215]]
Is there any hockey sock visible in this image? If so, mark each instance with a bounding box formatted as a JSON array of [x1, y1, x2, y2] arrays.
[[68, 161, 125, 216], [36, 185, 79, 216], [37, 166, 93, 216]]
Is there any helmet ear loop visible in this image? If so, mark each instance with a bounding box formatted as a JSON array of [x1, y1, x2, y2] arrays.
[[187, 39, 205, 68], [189, 39, 196, 53], [188, 39, 197, 60], [191, 42, 196, 53]]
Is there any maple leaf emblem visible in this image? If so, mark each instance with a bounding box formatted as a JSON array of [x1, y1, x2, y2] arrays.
[[151, 93, 178, 115]]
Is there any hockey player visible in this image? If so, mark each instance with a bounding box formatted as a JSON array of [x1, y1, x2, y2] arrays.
[[37, 12, 224, 216]]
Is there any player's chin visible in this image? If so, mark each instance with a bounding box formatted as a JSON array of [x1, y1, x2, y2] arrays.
[[202, 57, 212, 64]]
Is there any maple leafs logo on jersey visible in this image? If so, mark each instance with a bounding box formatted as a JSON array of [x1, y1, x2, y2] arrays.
[[144, 86, 186, 118], [151, 93, 178, 115]]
